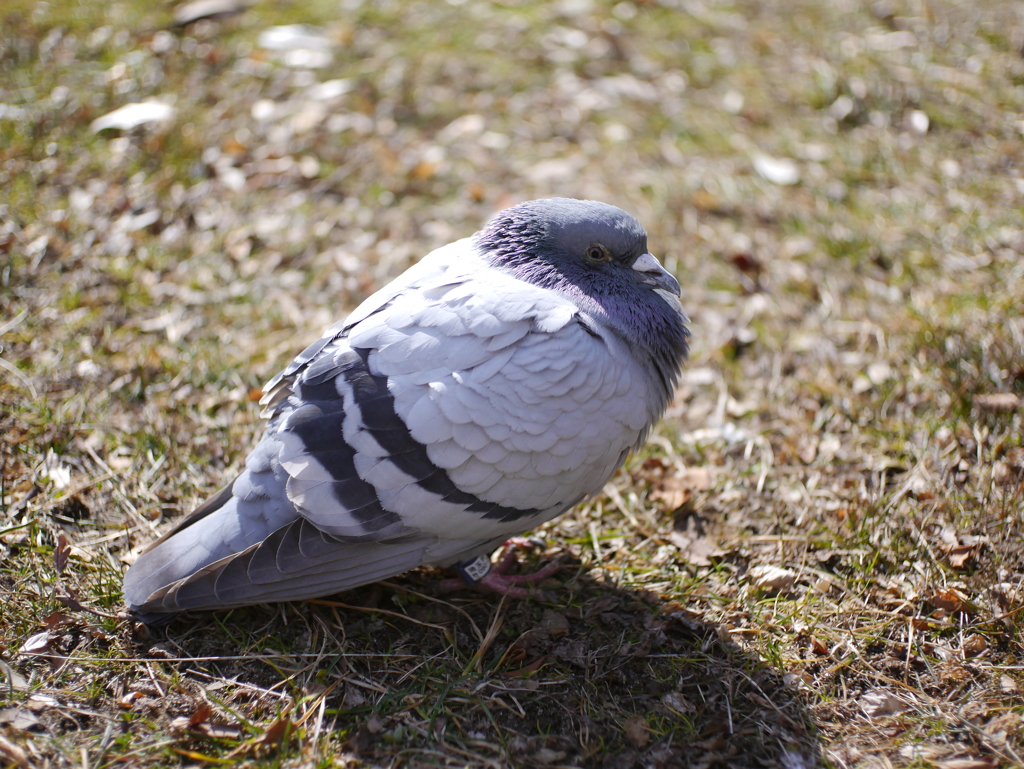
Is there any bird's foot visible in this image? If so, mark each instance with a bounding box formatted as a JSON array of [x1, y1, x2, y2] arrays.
[[441, 540, 562, 599], [476, 556, 563, 600]]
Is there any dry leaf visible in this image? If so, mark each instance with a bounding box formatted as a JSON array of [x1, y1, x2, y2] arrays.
[[584, 596, 621, 617], [860, 689, 911, 718], [947, 545, 973, 569], [661, 692, 695, 715], [931, 644, 955, 661], [540, 609, 569, 639], [899, 743, 947, 761], [622, 714, 650, 748], [934, 759, 997, 769], [53, 533, 70, 574], [146, 644, 176, 659], [1006, 446, 1024, 468], [257, 716, 292, 746], [189, 702, 214, 727], [797, 435, 819, 464], [679, 467, 712, 490], [748, 565, 798, 593], [930, 588, 975, 616], [691, 188, 719, 211], [650, 467, 712, 510], [18, 631, 53, 656], [986, 582, 1021, 612], [962, 634, 988, 658], [412, 159, 439, 180], [974, 393, 1020, 412], [669, 511, 721, 566], [0, 707, 42, 733], [729, 252, 763, 277], [194, 721, 243, 740], [118, 691, 144, 708], [784, 671, 813, 689], [26, 694, 57, 711], [343, 684, 366, 708], [532, 748, 567, 765]]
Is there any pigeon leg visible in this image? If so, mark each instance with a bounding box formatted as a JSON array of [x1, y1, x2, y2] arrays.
[[439, 542, 562, 599], [475, 556, 563, 599]]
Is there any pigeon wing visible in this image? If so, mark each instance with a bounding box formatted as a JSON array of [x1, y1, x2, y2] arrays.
[[279, 264, 655, 542]]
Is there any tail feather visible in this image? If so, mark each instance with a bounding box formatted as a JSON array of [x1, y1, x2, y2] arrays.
[[124, 469, 500, 619], [126, 500, 490, 615], [123, 476, 290, 612], [137, 519, 436, 613]]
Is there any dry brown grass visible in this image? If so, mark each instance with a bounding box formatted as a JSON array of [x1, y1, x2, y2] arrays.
[[2, 0, 1024, 766]]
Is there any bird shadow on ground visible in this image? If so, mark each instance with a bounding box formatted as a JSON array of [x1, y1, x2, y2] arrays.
[[128, 562, 820, 768]]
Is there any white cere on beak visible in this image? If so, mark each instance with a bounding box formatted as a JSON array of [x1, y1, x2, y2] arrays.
[[632, 252, 663, 274]]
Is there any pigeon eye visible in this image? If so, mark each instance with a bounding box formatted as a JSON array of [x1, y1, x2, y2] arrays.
[[585, 244, 612, 263]]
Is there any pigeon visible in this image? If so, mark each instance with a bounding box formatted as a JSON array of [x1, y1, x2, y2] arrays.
[[123, 198, 690, 620]]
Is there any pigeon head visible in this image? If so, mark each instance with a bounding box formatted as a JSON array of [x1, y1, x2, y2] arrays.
[[474, 198, 690, 401]]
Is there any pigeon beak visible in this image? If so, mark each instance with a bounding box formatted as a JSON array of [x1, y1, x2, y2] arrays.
[[632, 253, 681, 296]]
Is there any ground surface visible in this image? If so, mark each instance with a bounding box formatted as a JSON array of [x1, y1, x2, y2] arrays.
[[2, 0, 1024, 767]]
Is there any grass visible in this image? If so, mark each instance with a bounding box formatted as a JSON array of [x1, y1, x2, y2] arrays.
[[2, 0, 1024, 766]]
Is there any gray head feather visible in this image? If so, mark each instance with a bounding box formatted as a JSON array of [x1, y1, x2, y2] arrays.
[[475, 198, 647, 270]]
